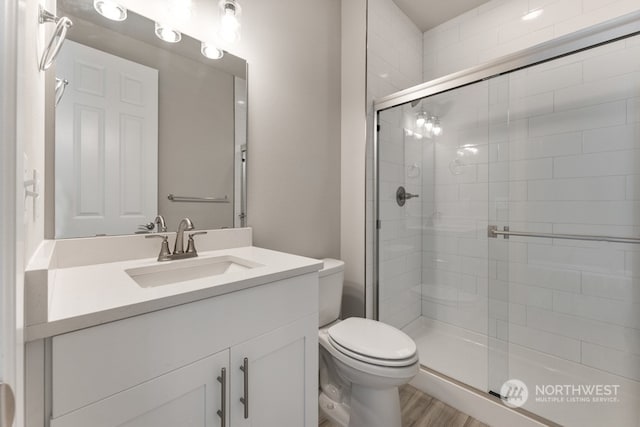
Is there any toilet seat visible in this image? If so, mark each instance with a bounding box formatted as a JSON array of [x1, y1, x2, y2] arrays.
[[327, 318, 418, 368]]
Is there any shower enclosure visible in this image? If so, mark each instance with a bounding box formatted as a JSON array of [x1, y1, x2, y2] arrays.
[[373, 13, 640, 427]]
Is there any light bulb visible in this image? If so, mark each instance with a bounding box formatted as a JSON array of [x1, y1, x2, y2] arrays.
[[416, 112, 426, 127], [201, 41, 224, 59], [433, 120, 442, 136], [425, 117, 434, 132], [155, 22, 182, 43], [220, 1, 240, 44], [93, 0, 127, 21]]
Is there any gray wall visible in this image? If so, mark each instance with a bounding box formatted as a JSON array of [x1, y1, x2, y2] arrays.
[[235, 0, 342, 259]]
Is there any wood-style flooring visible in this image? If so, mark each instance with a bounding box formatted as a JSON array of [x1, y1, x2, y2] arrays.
[[319, 384, 490, 427]]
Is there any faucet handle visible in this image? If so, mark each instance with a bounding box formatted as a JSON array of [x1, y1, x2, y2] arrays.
[[139, 222, 154, 231], [145, 234, 172, 261], [186, 231, 207, 254]]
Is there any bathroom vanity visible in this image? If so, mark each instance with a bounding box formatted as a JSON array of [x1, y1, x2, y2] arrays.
[[24, 229, 321, 427]]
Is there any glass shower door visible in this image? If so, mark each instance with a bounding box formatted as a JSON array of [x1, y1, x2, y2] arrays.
[[486, 34, 640, 426], [376, 80, 498, 395]]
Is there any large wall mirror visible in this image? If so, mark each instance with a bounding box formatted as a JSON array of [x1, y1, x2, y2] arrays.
[[46, 0, 247, 239]]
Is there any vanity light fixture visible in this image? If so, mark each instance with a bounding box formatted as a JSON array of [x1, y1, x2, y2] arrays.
[[220, 0, 241, 44], [155, 22, 182, 43], [201, 41, 224, 59], [93, 0, 127, 21], [522, 8, 543, 21]]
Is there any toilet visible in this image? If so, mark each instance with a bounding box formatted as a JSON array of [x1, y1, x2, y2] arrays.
[[318, 259, 419, 427]]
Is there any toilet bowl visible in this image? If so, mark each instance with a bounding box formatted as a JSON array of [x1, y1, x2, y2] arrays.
[[318, 259, 419, 427]]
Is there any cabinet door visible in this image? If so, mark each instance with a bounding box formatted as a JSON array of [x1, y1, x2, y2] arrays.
[[230, 315, 317, 427], [50, 350, 229, 427]]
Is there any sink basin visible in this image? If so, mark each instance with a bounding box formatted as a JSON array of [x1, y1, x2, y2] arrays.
[[126, 255, 263, 288]]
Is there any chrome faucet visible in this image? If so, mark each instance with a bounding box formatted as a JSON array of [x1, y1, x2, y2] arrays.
[[154, 215, 167, 232], [146, 217, 207, 262], [174, 218, 194, 254]]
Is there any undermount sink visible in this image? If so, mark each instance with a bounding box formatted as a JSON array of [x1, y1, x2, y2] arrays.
[[126, 255, 263, 288]]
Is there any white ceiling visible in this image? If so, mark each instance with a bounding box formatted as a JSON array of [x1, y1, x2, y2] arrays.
[[392, 0, 491, 32]]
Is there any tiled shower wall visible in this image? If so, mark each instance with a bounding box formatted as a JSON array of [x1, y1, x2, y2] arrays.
[[420, 0, 640, 387], [489, 37, 640, 382], [422, 0, 640, 81], [366, 0, 423, 326], [420, 82, 491, 337]]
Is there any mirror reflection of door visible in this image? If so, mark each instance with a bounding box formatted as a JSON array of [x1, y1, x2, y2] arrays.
[[55, 40, 158, 238]]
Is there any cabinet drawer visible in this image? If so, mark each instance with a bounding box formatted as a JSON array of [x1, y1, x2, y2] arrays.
[[51, 273, 317, 417]]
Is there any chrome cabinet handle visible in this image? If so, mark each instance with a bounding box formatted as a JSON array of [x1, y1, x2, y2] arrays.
[[217, 368, 226, 427], [239, 357, 249, 419]]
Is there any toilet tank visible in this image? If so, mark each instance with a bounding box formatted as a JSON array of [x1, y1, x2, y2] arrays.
[[318, 259, 345, 327]]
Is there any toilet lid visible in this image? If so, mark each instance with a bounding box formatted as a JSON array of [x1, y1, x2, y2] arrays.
[[327, 318, 416, 361]]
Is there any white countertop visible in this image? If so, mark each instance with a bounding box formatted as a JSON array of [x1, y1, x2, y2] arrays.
[[26, 246, 322, 340]]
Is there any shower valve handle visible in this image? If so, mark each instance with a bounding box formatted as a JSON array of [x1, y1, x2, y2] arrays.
[[396, 186, 419, 207]]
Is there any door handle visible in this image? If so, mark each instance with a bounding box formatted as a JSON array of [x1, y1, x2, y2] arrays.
[[217, 368, 226, 427], [239, 357, 249, 419]]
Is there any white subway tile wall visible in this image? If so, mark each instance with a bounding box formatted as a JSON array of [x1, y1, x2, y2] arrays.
[[419, 0, 640, 373], [422, 0, 640, 82], [367, 0, 424, 326]]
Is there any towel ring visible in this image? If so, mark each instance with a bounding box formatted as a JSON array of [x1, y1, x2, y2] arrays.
[[39, 6, 73, 71]]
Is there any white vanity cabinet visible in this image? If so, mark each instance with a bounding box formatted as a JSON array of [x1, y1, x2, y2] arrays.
[[43, 273, 318, 427]]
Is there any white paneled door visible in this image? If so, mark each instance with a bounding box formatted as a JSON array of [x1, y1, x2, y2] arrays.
[[55, 40, 158, 238]]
